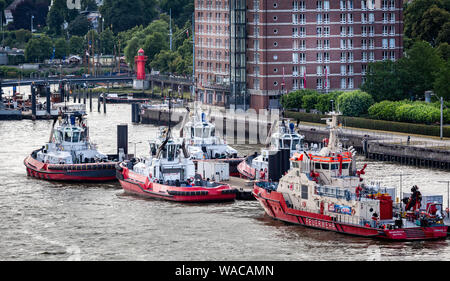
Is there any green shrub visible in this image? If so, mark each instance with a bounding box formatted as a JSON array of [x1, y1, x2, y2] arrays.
[[286, 111, 450, 137], [302, 94, 318, 112], [337, 90, 374, 117], [395, 103, 440, 124], [281, 89, 318, 110], [368, 100, 401, 121]]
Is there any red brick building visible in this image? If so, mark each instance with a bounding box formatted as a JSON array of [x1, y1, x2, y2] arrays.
[[194, 0, 404, 110]]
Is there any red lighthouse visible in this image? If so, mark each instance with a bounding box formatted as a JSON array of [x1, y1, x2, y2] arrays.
[[134, 48, 147, 80]]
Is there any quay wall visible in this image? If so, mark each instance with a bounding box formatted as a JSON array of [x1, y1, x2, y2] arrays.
[[139, 107, 450, 170]]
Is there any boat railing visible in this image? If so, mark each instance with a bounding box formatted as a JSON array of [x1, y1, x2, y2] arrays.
[[287, 202, 363, 226], [315, 186, 390, 203]]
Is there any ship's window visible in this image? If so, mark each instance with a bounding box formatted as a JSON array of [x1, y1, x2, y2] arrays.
[[292, 162, 299, 168], [202, 127, 210, 138], [292, 138, 300, 149], [190, 127, 194, 138], [283, 139, 291, 149], [195, 127, 202, 137], [301, 185, 308, 199], [322, 163, 329, 169], [315, 163, 321, 170], [72, 131, 81, 142], [331, 163, 338, 170], [211, 127, 215, 136], [342, 163, 349, 169]]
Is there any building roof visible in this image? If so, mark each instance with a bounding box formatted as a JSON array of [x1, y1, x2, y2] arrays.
[[5, 0, 26, 11]]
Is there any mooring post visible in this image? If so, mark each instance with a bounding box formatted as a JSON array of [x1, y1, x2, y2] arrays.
[[31, 84, 36, 119], [46, 84, 51, 115], [89, 89, 92, 112], [117, 124, 128, 160], [104, 83, 108, 113], [98, 93, 101, 112]]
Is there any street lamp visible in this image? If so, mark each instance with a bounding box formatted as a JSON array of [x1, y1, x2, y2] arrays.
[[430, 93, 445, 140], [31, 15, 34, 33]]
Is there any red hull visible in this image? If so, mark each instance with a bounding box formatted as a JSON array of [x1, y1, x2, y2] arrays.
[[253, 185, 448, 241], [24, 155, 117, 182], [117, 164, 237, 203]]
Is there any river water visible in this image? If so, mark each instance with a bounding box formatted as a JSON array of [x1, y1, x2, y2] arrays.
[[1, 98, 450, 261]]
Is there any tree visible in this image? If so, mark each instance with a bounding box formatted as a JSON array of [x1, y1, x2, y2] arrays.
[[433, 61, 450, 99], [54, 37, 67, 59], [46, 0, 77, 35], [100, 0, 157, 33], [404, 0, 450, 47], [46, 0, 66, 35], [159, 0, 194, 28], [25, 35, 52, 62], [14, 29, 32, 44], [361, 60, 406, 102], [417, 5, 450, 46], [100, 28, 115, 55], [437, 42, 450, 61], [315, 91, 343, 113], [280, 89, 317, 110], [11, 0, 49, 31], [69, 35, 85, 55], [150, 50, 179, 73], [404, 0, 444, 40], [124, 37, 140, 67], [337, 90, 374, 117], [437, 22, 450, 45], [67, 14, 91, 37], [81, 0, 97, 11], [400, 41, 444, 98], [143, 31, 168, 70]]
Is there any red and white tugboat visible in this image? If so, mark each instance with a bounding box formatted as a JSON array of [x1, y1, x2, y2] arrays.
[[180, 110, 243, 176], [116, 126, 237, 202], [238, 120, 310, 180], [253, 112, 449, 241], [24, 114, 117, 182]]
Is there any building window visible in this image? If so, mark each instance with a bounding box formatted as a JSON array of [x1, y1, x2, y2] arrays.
[[317, 78, 323, 89], [341, 78, 346, 89], [389, 38, 395, 48], [254, 78, 260, 90], [348, 78, 354, 89]]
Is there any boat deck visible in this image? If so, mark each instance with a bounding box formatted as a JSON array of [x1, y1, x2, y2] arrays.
[[223, 176, 255, 200]]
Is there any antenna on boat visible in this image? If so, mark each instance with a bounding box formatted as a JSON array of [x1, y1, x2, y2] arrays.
[[156, 89, 173, 158], [168, 88, 172, 135]]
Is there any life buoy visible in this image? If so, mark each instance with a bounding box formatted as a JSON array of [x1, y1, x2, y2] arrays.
[[302, 201, 306, 208], [351, 208, 356, 216]]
